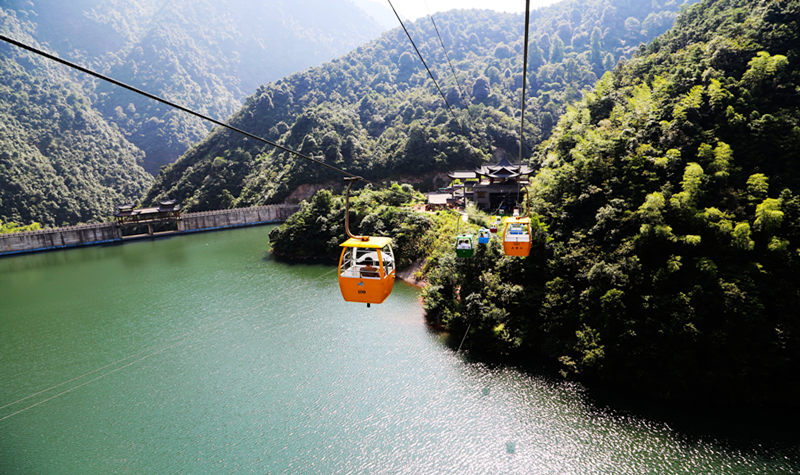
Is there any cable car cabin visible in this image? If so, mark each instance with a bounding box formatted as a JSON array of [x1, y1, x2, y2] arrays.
[[339, 237, 395, 305], [489, 216, 500, 233], [455, 234, 475, 258], [478, 228, 491, 244], [502, 217, 532, 257]]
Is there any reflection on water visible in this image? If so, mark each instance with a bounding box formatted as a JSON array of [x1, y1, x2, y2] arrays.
[[1, 226, 798, 473]]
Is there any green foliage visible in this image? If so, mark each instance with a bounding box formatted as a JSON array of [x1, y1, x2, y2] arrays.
[[711, 142, 732, 178], [754, 198, 783, 233], [0, 219, 41, 234], [741, 51, 790, 92], [0, 11, 153, 226], [747, 173, 769, 204], [425, 0, 800, 406], [731, 222, 754, 251], [677, 162, 705, 207], [638, 191, 666, 222]]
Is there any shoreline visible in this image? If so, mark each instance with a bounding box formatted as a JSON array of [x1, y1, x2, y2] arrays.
[[396, 258, 427, 289]]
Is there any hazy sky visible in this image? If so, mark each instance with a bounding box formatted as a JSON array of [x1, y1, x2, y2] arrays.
[[367, 0, 562, 20]]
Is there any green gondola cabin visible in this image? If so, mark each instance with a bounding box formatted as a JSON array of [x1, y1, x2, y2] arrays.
[[455, 234, 475, 258]]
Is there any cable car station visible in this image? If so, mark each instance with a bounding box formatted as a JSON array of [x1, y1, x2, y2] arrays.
[[447, 157, 532, 211]]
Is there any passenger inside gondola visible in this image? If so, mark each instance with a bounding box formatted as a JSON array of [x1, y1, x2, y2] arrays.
[[360, 256, 379, 278], [506, 223, 529, 239], [338, 237, 396, 305]]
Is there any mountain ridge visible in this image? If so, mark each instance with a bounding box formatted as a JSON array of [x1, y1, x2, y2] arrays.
[[0, 0, 389, 225], [145, 0, 693, 211], [2, 0, 388, 173]]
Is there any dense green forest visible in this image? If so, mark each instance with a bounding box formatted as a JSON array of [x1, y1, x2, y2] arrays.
[[0, 0, 387, 227], [145, 0, 693, 211], [2, 0, 385, 173], [270, 0, 800, 407], [0, 10, 153, 227], [424, 0, 800, 406]]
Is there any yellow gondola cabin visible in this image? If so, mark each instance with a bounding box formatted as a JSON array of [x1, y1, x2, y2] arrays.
[[338, 236, 395, 305], [502, 216, 532, 257]]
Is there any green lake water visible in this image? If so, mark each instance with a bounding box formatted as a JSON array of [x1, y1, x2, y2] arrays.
[[1, 226, 798, 473]]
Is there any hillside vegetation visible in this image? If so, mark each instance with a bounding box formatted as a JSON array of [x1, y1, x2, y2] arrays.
[[145, 0, 693, 211], [2, 0, 385, 173], [424, 0, 800, 406], [0, 0, 386, 226], [268, 184, 434, 270], [0, 10, 152, 227]]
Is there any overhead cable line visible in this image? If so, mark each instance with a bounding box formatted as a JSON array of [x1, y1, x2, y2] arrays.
[[517, 0, 532, 207], [428, 13, 470, 109], [519, 0, 531, 164], [385, 0, 461, 129], [0, 34, 365, 181], [426, 10, 474, 134], [428, 14, 468, 108]]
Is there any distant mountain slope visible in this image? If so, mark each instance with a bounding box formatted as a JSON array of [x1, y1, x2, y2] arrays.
[[145, 0, 694, 211], [0, 10, 152, 227], [2, 0, 387, 173]]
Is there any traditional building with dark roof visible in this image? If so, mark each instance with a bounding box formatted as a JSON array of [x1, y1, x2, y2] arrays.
[[447, 157, 532, 211]]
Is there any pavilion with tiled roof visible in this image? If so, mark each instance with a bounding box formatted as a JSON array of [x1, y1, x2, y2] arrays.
[[447, 157, 532, 211]]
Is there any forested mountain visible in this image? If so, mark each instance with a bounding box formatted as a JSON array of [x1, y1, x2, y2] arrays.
[[145, 0, 693, 211], [1, 0, 386, 173], [0, 10, 153, 227], [421, 0, 800, 405]]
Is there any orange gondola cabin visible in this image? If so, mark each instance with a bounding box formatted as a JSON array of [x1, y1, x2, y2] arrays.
[[338, 236, 396, 305], [502, 216, 532, 257]]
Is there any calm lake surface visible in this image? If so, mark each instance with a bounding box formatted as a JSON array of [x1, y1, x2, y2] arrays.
[[1, 226, 798, 473]]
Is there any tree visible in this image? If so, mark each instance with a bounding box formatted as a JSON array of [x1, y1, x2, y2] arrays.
[[0, 219, 42, 234], [494, 43, 512, 59], [398, 51, 415, 77], [471, 76, 490, 102], [741, 51, 789, 93], [549, 36, 565, 63], [590, 27, 604, 73]]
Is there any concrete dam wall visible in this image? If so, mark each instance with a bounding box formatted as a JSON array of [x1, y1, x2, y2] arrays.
[[177, 205, 297, 233], [0, 204, 299, 257], [0, 223, 120, 255]]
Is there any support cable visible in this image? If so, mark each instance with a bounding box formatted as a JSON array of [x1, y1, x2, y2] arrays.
[[428, 13, 470, 109], [0, 34, 365, 181], [343, 177, 366, 241], [385, 0, 461, 128], [517, 0, 531, 208]]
